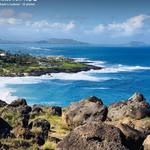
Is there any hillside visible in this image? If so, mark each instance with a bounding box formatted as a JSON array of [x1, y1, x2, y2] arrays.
[[0, 39, 88, 45]]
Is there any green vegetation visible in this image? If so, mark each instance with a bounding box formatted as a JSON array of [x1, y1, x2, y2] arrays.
[[0, 105, 69, 150], [0, 107, 21, 126], [0, 49, 100, 76], [30, 107, 70, 139], [42, 140, 56, 150]]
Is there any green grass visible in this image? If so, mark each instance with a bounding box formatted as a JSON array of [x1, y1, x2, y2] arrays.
[[30, 108, 70, 138], [0, 138, 32, 150], [0, 108, 21, 126], [58, 62, 86, 70], [0, 108, 68, 149], [42, 141, 56, 150], [0, 50, 91, 76]]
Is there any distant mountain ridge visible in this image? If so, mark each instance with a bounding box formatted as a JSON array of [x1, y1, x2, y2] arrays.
[[125, 41, 148, 47], [0, 38, 88, 45], [35, 38, 88, 44]]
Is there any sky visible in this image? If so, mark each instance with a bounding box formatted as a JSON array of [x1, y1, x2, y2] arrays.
[[0, 0, 150, 44]]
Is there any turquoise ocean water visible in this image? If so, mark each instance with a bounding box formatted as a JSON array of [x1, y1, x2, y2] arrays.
[[0, 44, 150, 106]]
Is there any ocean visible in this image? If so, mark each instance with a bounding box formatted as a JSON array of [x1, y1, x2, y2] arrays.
[[0, 44, 150, 106]]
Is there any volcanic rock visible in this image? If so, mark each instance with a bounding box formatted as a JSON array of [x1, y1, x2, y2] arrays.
[[108, 93, 150, 121], [56, 122, 128, 150], [63, 96, 108, 128], [9, 98, 27, 107], [0, 117, 12, 138]]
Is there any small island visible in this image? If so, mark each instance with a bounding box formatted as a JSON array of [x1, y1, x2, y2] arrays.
[[0, 50, 101, 77]]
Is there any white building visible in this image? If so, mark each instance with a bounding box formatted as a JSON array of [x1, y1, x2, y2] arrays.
[[0, 53, 6, 57]]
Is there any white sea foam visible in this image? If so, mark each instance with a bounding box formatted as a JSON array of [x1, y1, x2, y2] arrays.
[[0, 81, 18, 104], [0, 59, 150, 103], [74, 57, 106, 67], [0, 87, 18, 104], [74, 58, 150, 73], [88, 64, 150, 73], [50, 72, 111, 81], [0, 72, 111, 103], [0, 77, 49, 103], [29, 47, 50, 51]]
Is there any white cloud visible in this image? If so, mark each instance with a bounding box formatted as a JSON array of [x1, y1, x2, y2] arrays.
[[0, 8, 75, 32], [0, 16, 75, 32], [86, 14, 150, 36], [0, 17, 22, 25], [64, 21, 75, 31], [26, 20, 75, 31]]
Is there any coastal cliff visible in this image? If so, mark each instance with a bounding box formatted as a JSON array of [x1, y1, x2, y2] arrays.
[[0, 92, 150, 149]]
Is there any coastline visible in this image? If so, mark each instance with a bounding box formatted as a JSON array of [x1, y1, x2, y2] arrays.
[[0, 93, 150, 149], [0, 0, 150, 149], [0, 49, 102, 77], [0, 47, 150, 149]]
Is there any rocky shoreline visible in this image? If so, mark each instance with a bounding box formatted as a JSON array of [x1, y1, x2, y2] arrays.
[[0, 92, 150, 149], [0, 49, 102, 77]]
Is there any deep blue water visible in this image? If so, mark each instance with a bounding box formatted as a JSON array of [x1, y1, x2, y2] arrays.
[[0, 44, 150, 106]]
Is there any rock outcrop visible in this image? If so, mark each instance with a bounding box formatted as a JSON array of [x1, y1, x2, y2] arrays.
[[134, 119, 150, 134], [0, 100, 7, 107], [19, 105, 32, 128], [0, 93, 150, 149], [29, 118, 51, 146], [63, 96, 108, 128], [32, 105, 43, 115], [117, 123, 145, 150], [29, 118, 50, 138], [143, 135, 150, 150], [9, 98, 27, 107], [50, 106, 62, 116], [108, 92, 150, 121], [0, 117, 12, 138], [56, 122, 128, 150]]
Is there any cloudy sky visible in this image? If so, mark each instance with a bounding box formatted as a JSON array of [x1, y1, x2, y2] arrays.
[[0, 0, 150, 44]]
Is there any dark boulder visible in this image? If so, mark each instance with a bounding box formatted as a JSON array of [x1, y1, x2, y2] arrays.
[[19, 105, 32, 115], [50, 106, 62, 116], [56, 122, 128, 150], [108, 92, 150, 121], [29, 118, 50, 131], [0, 117, 12, 138], [22, 129, 34, 140], [118, 123, 145, 150], [29, 118, 50, 138], [63, 96, 108, 128], [32, 105, 43, 114], [21, 114, 30, 128], [0, 100, 7, 107], [12, 125, 45, 146], [33, 132, 45, 146], [9, 98, 27, 107], [18, 106, 32, 128]]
